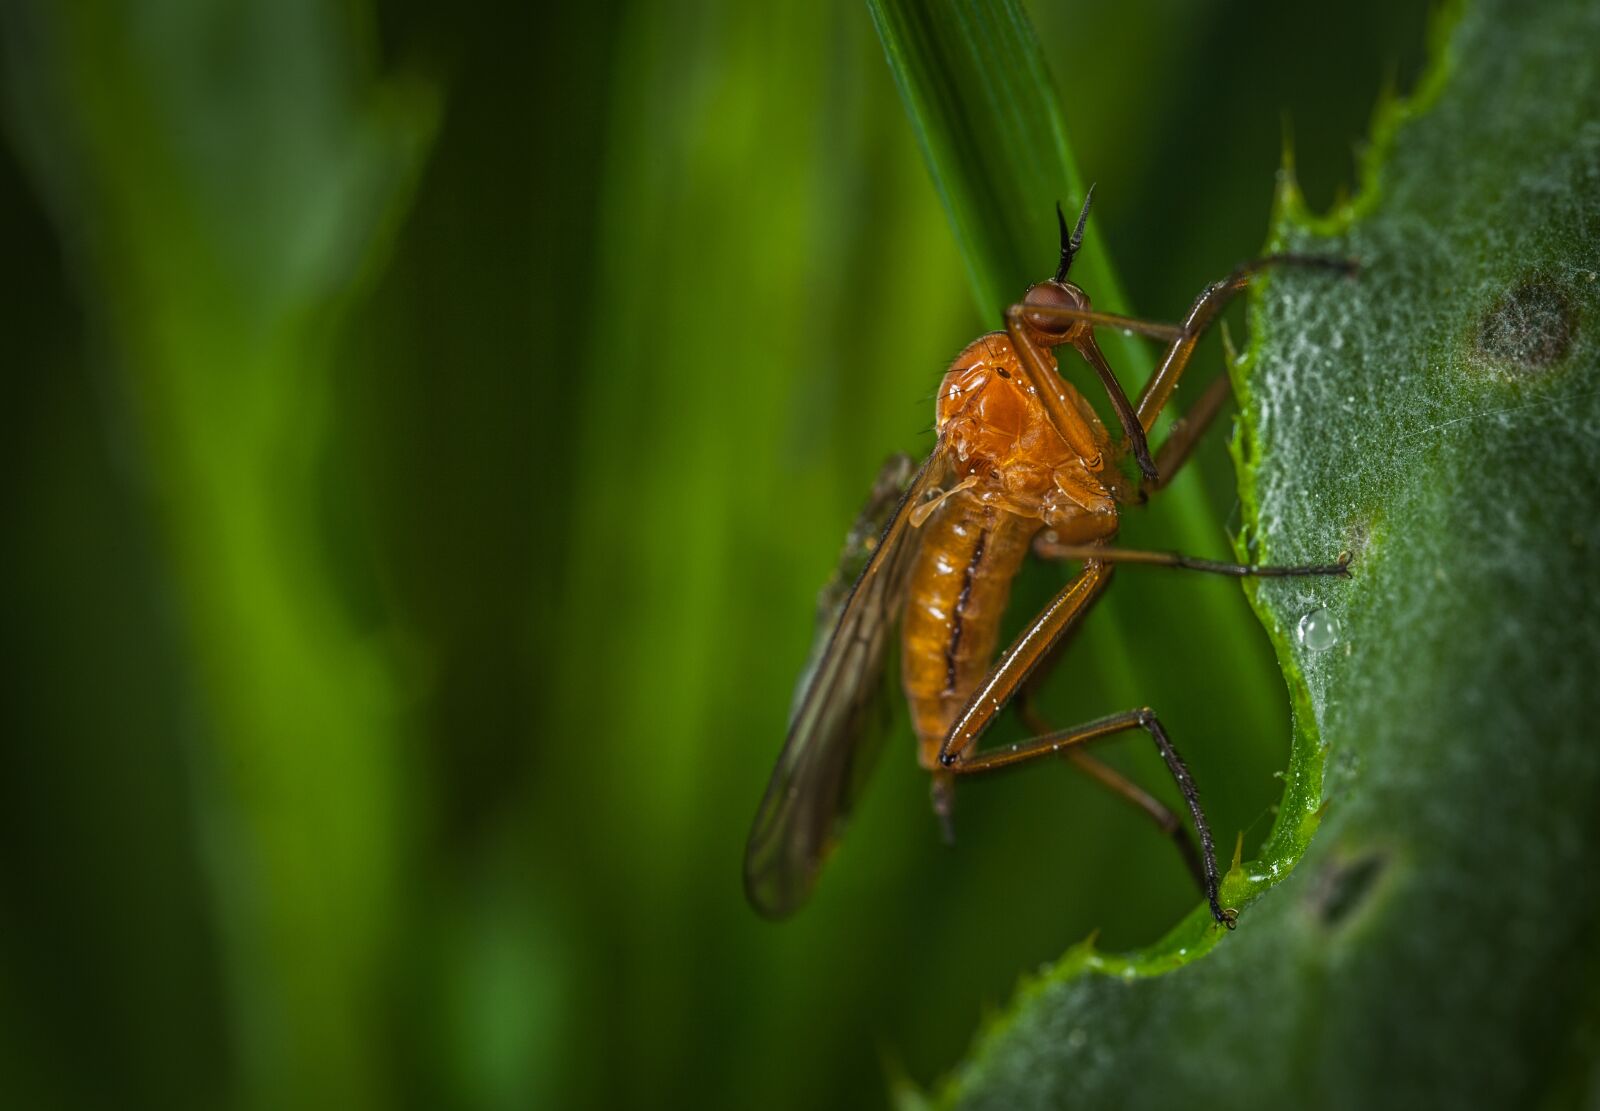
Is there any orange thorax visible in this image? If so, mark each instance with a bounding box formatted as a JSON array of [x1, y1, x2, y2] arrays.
[[936, 332, 1117, 526]]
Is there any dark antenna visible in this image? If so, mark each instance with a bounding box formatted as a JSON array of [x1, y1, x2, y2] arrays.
[[1054, 184, 1095, 282]]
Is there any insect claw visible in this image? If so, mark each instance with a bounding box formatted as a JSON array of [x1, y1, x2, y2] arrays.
[[1220, 907, 1239, 930]]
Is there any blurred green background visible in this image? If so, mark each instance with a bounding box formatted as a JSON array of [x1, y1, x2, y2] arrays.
[[0, 2, 1427, 1108]]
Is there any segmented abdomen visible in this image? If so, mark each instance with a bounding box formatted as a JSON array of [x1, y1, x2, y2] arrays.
[[901, 492, 1037, 769]]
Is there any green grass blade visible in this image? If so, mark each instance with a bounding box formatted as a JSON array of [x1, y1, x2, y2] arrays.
[[866, 0, 1137, 343]]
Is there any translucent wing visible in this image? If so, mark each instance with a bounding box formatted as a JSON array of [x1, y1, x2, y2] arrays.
[[787, 453, 918, 724], [744, 444, 948, 918]]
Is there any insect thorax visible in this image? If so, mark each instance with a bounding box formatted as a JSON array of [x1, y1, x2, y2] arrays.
[[936, 332, 1116, 527]]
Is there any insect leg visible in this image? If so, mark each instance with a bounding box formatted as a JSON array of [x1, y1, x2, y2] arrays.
[[1031, 536, 1352, 579], [1008, 558, 1209, 893], [1077, 334, 1159, 481], [935, 557, 1235, 922], [945, 706, 1234, 926], [935, 560, 1115, 769], [923, 560, 1111, 842], [1142, 369, 1233, 496], [1135, 254, 1356, 431], [1015, 689, 1209, 895]]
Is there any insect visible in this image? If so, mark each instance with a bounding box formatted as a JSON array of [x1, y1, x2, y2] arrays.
[[744, 189, 1353, 927]]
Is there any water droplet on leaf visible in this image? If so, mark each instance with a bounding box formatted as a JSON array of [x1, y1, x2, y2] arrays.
[[1297, 608, 1341, 652]]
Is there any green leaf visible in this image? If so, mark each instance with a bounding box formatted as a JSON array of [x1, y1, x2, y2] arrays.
[[934, 0, 1600, 1105]]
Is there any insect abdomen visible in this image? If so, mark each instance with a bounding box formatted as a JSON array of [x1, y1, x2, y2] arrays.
[[901, 493, 1036, 769]]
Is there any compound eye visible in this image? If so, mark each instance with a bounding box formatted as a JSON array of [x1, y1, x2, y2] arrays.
[[1021, 281, 1087, 341]]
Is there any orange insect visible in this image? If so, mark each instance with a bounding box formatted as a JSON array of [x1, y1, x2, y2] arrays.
[[745, 190, 1352, 926]]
